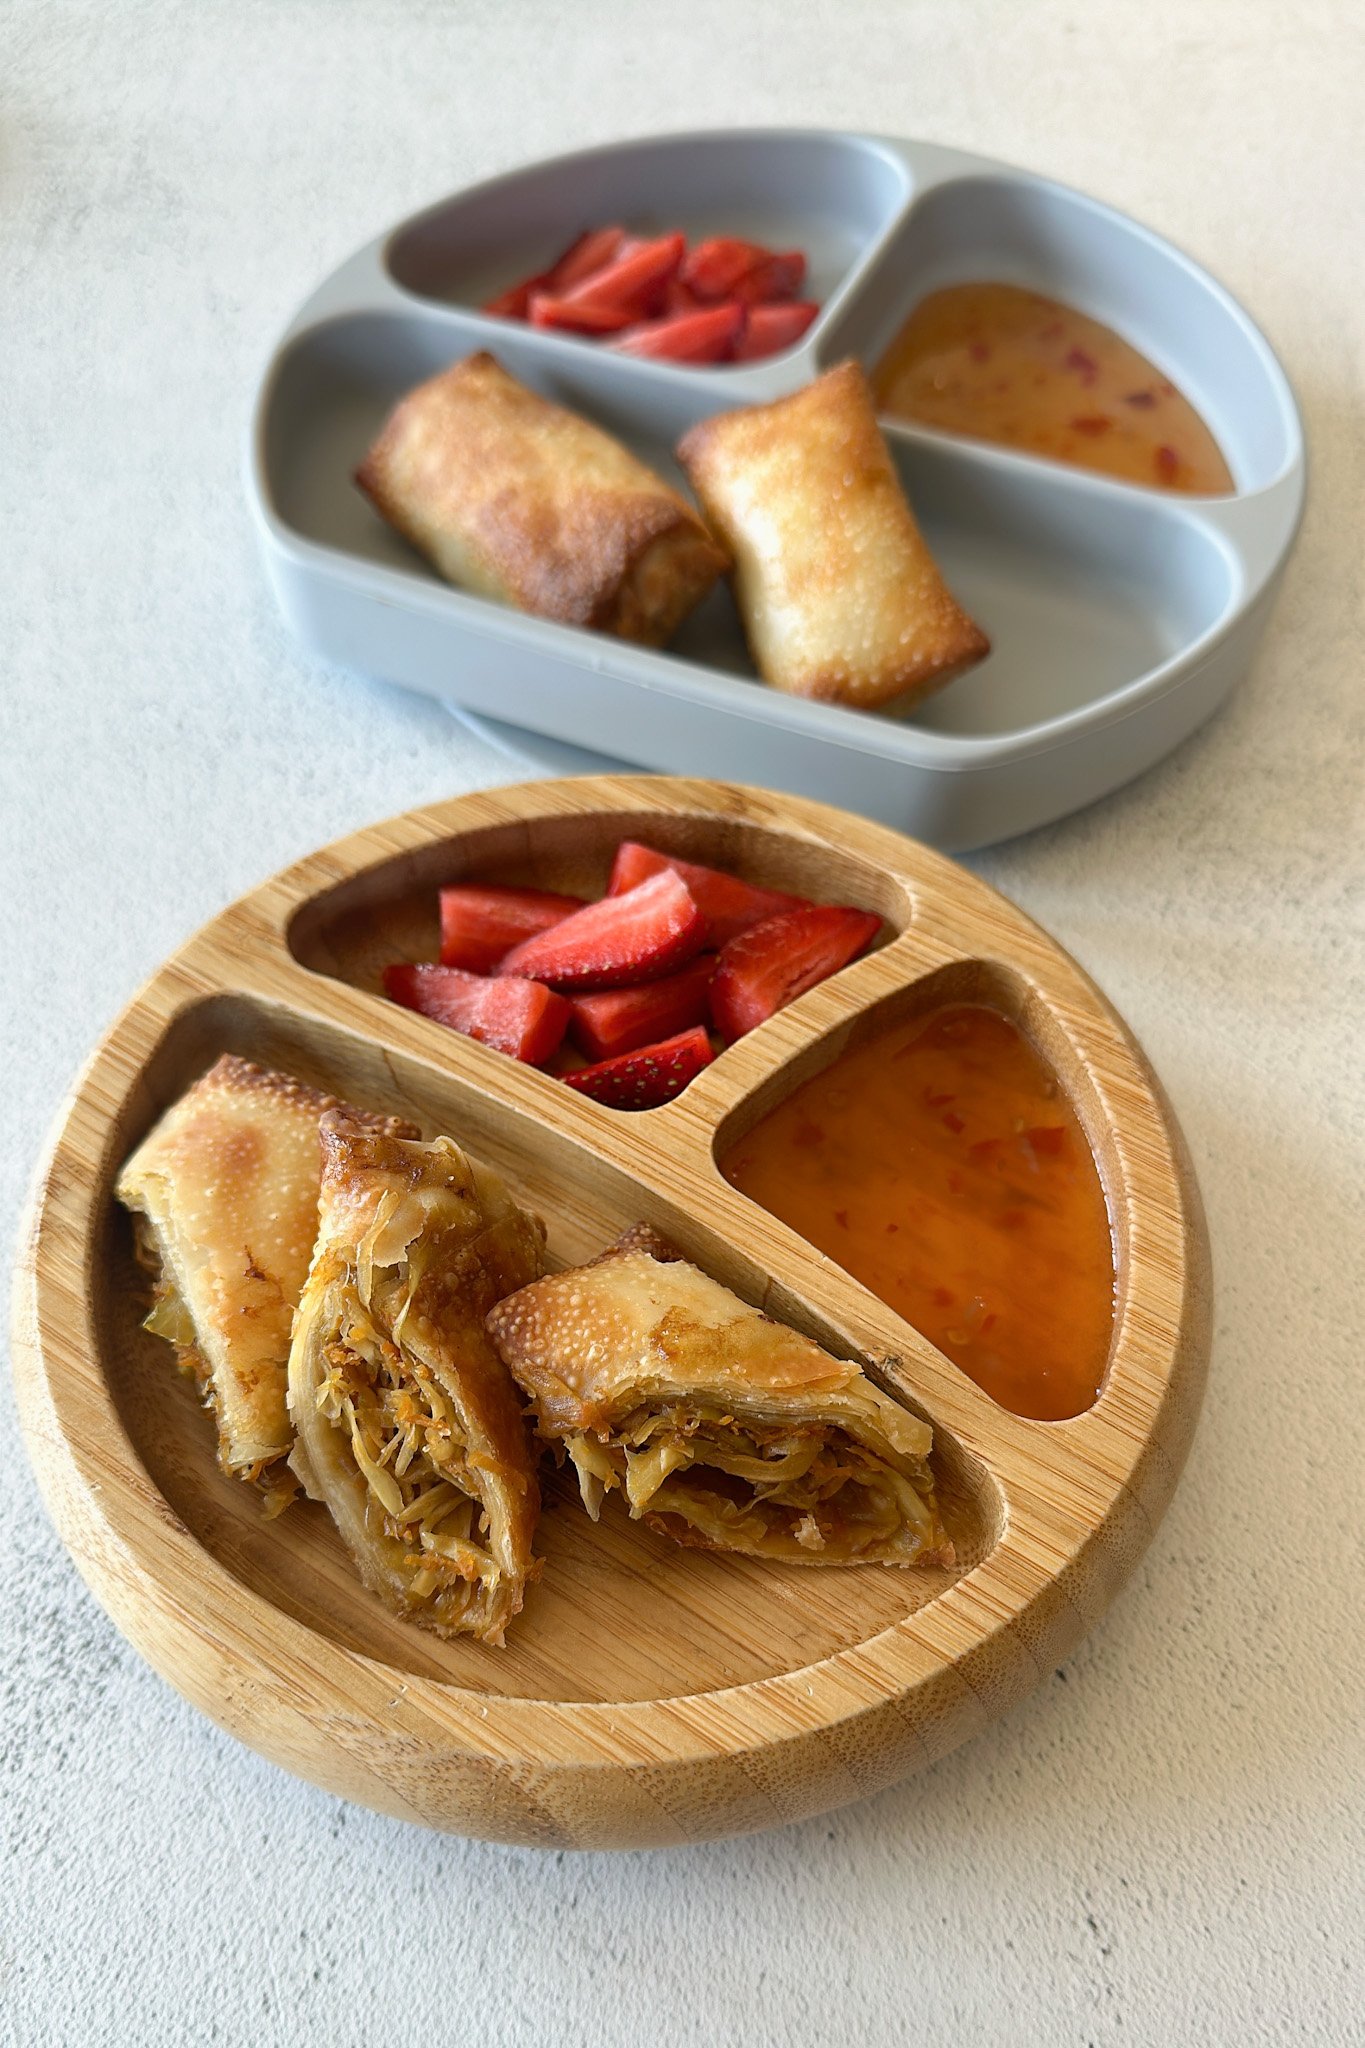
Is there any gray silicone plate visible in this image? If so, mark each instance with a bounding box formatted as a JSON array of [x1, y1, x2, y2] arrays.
[[247, 129, 1303, 849]]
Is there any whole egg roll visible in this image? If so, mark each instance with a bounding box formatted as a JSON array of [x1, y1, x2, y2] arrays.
[[486, 1226, 951, 1568], [356, 350, 729, 646], [287, 1113, 546, 1644], [677, 359, 989, 708], [115, 1055, 418, 1514]]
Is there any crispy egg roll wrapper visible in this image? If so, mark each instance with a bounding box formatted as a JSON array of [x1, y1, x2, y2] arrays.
[[357, 350, 729, 646], [115, 1055, 418, 1511], [487, 1230, 952, 1568], [288, 1114, 546, 1645], [678, 359, 989, 708]]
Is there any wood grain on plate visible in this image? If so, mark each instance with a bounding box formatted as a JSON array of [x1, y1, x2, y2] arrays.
[[11, 776, 1210, 1847]]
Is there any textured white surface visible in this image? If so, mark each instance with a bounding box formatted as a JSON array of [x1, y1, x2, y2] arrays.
[[3, 4, 1363, 2043]]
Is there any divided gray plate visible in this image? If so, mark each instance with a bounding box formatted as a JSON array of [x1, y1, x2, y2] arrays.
[[247, 129, 1303, 849]]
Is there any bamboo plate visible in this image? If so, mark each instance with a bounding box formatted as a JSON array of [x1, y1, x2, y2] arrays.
[[12, 776, 1210, 1848]]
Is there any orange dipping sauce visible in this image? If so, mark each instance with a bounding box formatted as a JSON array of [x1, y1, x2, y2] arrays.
[[722, 1004, 1115, 1421], [873, 282, 1234, 496]]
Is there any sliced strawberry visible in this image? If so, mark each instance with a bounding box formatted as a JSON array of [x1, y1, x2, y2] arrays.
[[528, 292, 636, 335], [610, 302, 745, 362], [438, 884, 585, 974], [680, 239, 807, 304], [681, 237, 770, 301], [498, 868, 705, 990], [563, 1026, 713, 1109], [568, 954, 716, 1063], [709, 906, 882, 1041], [545, 224, 626, 291], [663, 275, 703, 316], [383, 963, 570, 1064], [481, 225, 626, 320], [737, 249, 806, 303], [734, 300, 820, 361], [482, 278, 539, 320], [607, 841, 810, 947], [530, 232, 685, 332]]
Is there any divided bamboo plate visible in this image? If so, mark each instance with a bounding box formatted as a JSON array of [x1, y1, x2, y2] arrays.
[[12, 777, 1211, 1848]]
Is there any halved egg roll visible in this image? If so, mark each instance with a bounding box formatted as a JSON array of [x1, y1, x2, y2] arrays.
[[115, 1055, 418, 1513], [288, 1113, 547, 1644], [356, 350, 729, 646], [486, 1227, 951, 1568], [677, 359, 989, 708]]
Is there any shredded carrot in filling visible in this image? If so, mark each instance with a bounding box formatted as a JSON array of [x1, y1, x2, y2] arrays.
[[316, 1327, 499, 1601]]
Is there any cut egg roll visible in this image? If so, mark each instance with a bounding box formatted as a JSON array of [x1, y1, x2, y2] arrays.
[[356, 350, 729, 646], [288, 1113, 547, 1644], [115, 1055, 418, 1513], [486, 1227, 952, 1568], [677, 359, 989, 708]]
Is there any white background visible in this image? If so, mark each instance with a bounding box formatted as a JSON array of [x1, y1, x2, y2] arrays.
[[3, 4, 1362, 2043]]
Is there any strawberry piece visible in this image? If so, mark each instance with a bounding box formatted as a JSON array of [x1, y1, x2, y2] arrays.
[[498, 868, 705, 990], [663, 276, 703, 316], [709, 906, 882, 1041], [681, 237, 771, 300], [568, 954, 716, 1063], [563, 1026, 713, 1110], [733, 300, 820, 361], [738, 249, 806, 303], [607, 841, 809, 947], [610, 302, 745, 362], [481, 225, 626, 320], [383, 963, 570, 1065], [482, 278, 539, 320], [546, 224, 626, 291], [530, 232, 685, 332], [528, 292, 636, 334], [438, 884, 585, 974], [681, 238, 807, 304]]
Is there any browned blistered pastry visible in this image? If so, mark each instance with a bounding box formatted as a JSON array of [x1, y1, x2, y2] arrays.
[[115, 1055, 418, 1513], [678, 359, 989, 708], [287, 1114, 546, 1644], [356, 350, 728, 646], [487, 1228, 951, 1568]]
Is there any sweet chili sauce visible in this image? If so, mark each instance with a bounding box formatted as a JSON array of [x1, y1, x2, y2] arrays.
[[872, 282, 1234, 495], [721, 1004, 1116, 1421]]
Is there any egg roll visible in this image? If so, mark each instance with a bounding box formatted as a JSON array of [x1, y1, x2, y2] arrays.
[[287, 1113, 546, 1644], [115, 1055, 418, 1513], [677, 359, 989, 708], [356, 350, 729, 646], [487, 1227, 951, 1568]]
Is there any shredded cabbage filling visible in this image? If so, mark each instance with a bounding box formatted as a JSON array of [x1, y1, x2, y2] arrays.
[[565, 1406, 938, 1560], [316, 1323, 500, 1613]]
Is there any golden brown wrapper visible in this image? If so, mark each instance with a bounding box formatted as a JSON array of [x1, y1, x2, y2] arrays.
[[357, 350, 728, 646], [678, 360, 989, 708], [487, 1229, 951, 1569]]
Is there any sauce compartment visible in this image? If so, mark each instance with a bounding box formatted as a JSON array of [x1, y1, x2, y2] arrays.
[[94, 991, 1003, 1700], [872, 281, 1235, 496], [385, 129, 910, 348], [817, 172, 1299, 495], [714, 957, 1124, 1421]]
